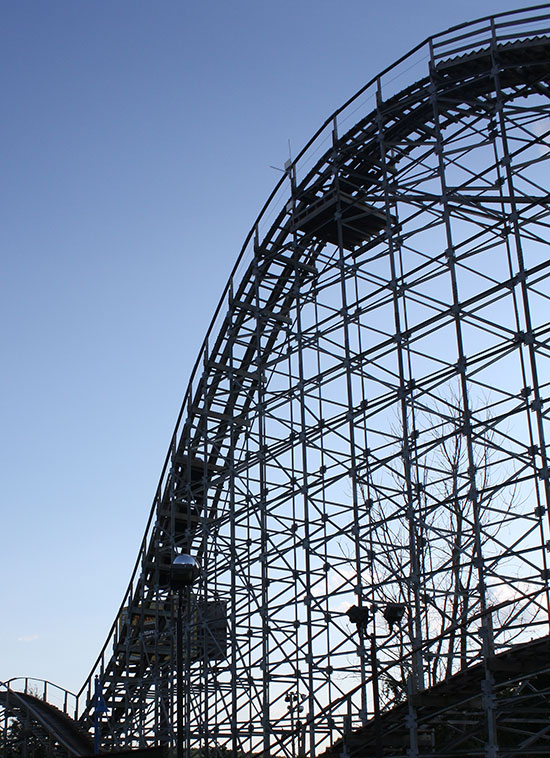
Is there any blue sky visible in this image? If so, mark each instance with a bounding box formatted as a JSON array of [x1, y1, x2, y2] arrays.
[[1, 0, 531, 696]]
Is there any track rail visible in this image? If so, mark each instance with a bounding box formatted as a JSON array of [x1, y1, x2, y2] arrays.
[[0, 680, 91, 757]]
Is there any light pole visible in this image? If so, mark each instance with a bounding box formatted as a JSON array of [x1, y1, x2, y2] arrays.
[[285, 692, 305, 758], [347, 602, 405, 758], [170, 553, 200, 758]]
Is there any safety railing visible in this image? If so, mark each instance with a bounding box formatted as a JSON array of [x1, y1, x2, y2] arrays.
[[1, 678, 79, 720], [431, 3, 550, 61]]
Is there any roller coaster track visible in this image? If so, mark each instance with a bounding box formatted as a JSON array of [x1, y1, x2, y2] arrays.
[[321, 635, 550, 757], [4, 5, 550, 758], [0, 682, 92, 756]]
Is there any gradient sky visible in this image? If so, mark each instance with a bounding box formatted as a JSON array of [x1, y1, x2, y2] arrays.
[[1, 0, 533, 697]]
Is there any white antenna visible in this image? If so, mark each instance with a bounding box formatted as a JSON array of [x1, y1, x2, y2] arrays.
[[270, 139, 293, 173]]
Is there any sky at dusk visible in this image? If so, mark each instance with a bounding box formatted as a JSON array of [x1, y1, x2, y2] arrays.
[[1, 0, 535, 696]]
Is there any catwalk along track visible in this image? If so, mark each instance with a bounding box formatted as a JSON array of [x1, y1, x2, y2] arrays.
[[4, 5, 550, 758]]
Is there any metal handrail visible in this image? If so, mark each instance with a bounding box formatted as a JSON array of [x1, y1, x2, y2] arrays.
[[1, 678, 79, 719]]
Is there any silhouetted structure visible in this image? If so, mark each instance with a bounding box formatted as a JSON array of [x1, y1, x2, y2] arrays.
[[4, 5, 550, 757]]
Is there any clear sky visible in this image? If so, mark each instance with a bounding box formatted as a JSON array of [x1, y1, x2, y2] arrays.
[[1, 0, 533, 697]]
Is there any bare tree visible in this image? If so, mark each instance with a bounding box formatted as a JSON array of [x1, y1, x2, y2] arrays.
[[352, 386, 524, 706]]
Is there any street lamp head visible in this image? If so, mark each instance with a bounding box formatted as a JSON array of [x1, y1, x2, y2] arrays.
[[383, 602, 406, 631], [170, 553, 200, 590], [346, 604, 369, 630]]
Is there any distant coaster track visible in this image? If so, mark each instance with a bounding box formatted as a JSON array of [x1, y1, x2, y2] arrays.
[[4, 5, 550, 758]]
